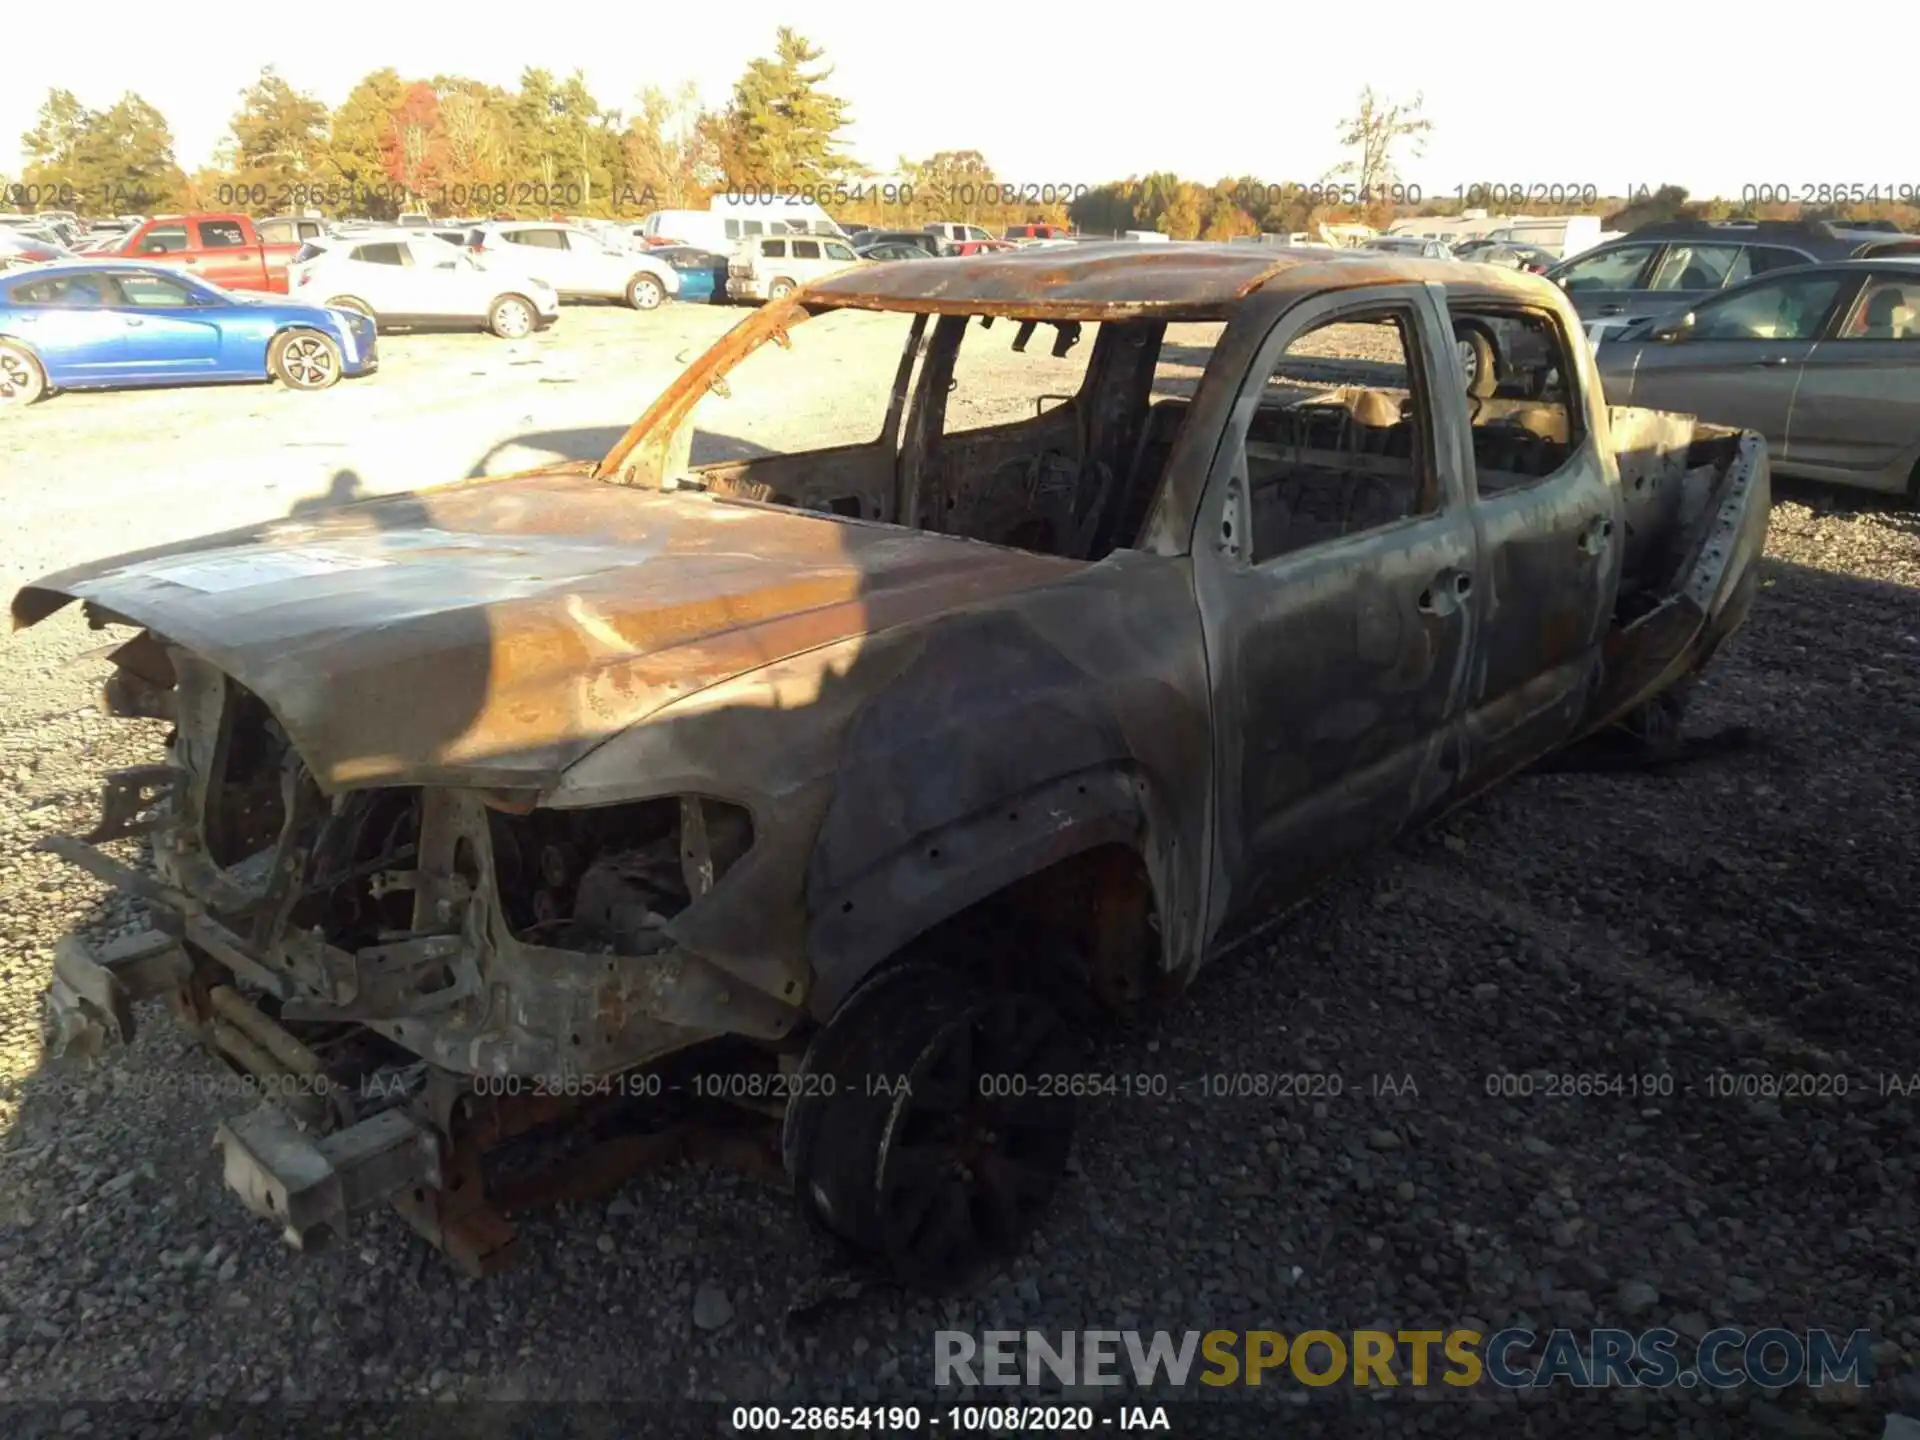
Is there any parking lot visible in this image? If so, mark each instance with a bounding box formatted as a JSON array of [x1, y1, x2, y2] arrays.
[[0, 305, 751, 589], [2, 294, 1919, 1437]]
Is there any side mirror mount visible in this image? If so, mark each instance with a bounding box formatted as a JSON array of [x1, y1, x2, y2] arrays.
[[1652, 313, 1695, 342]]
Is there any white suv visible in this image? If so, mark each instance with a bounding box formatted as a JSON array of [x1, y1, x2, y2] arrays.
[[467, 222, 678, 309], [924, 222, 997, 251], [726, 235, 865, 302], [287, 230, 560, 338]]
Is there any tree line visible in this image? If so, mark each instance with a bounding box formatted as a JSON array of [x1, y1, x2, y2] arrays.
[[7, 35, 1914, 236]]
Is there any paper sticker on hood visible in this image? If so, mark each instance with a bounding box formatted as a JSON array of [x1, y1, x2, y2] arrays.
[[156, 547, 390, 593]]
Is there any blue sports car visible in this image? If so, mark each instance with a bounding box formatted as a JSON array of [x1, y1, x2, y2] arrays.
[[0, 261, 377, 406]]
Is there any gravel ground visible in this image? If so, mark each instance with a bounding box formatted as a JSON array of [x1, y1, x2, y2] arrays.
[[0, 303, 1916, 1438]]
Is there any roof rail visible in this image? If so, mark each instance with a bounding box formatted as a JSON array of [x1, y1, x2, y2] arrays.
[[1630, 217, 1840, 241]]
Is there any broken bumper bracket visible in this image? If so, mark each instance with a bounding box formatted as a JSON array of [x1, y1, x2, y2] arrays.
[[215, 1104, 442, 1250], [42, 931, 191, 1062]]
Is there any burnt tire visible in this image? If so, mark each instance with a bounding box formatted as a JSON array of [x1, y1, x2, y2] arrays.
[[487, 294, 537, 339], [784, 962, 1081, 1292], [1455, 323, 1499, 398], [269, 329, 342, 391], [0, 341, 47, 406], [626, 272, 665, 310]]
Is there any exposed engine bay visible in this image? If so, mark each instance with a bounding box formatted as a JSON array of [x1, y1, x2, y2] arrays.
[[39, 628, 795, 1272]]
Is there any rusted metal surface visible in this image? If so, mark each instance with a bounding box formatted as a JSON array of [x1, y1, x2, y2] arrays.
[[797, 241, 1545, 319], [13, 474, 1080, 791]]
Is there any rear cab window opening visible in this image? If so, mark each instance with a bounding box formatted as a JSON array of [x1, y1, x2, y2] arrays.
[[1446, 305, 1589, 493]]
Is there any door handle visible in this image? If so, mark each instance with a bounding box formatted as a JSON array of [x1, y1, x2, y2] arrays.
[[1597, 304, 1625, 315], [1416, 570, 1472, 615], [1750, 355, 1790, 367], [1579, 515, 1614, 556], [123, 317, 145, 326]]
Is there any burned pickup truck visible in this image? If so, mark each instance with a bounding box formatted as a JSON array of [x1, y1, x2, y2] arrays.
[[14, 244, 1768, 1288]]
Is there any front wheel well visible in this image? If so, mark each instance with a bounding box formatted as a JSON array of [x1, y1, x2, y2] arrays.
[[872, 843, 1163, 1021]]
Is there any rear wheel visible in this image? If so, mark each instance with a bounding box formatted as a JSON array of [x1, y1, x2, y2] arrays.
[[626, 273, 665, 310], [487, 294, 536, 339], [269, 330, 342, 391], [1455, 323, 1499, 398], [785, 962, 1081, 1291], [0, 342, 47, 406]]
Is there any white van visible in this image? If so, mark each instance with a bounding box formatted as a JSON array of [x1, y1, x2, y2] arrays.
[[1488, 215, 1605, 260], [640, 197, 848, 255]]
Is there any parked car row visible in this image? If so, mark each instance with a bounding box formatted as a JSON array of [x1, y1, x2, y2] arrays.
[[1453, 238, 1559, 273], [1357, 235, 1558, 274], [12, 210, 1914, 505], [1549, 219, 1920, 341], [0, 227, 71, 271], [0, 209, 742, 401], [846, 223, 1032, 258]]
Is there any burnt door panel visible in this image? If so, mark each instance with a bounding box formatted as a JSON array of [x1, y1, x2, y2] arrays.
[[1453, 305, 1622, 782], [1192, 286, 1480, 928]]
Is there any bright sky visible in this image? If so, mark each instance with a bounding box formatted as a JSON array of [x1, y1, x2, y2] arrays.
[[1, 4, 1900, 203]]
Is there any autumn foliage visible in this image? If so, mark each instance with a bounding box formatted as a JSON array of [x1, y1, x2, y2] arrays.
[[7, 46, 1916, 237]]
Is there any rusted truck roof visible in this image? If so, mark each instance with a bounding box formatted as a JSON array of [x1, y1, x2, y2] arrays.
[[803, 242, 1549, 318]]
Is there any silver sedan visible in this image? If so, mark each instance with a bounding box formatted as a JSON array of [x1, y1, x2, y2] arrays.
[[1594, 259, 1920, 500]]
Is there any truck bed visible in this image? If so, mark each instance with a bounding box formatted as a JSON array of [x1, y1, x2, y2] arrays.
[[1585, 405, 1771, 732]]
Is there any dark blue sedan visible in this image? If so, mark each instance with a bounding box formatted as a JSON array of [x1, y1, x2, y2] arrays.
[[0, 261, 377, 406]]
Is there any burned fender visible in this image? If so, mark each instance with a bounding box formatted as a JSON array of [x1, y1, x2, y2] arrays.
[[803, 611, 1165, 1016]]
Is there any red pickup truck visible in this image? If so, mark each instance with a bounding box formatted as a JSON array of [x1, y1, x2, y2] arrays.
[[93, 213, 303, 294]]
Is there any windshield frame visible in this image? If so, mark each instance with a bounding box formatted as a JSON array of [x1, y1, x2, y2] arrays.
[[598, 298, 926, 490]]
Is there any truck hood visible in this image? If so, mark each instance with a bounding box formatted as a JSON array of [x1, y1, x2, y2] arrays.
[[12, 469, 1080, 791]]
